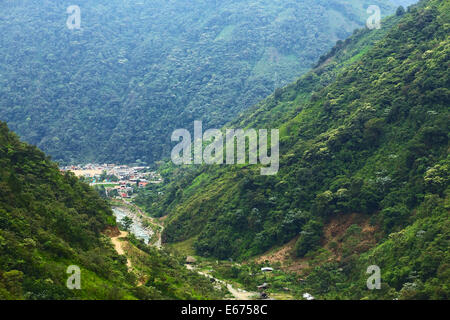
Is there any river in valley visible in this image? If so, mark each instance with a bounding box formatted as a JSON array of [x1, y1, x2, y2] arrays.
[[112, 206, 153, 244]]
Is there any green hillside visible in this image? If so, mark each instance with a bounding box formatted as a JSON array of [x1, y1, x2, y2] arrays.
[[137, 0, 449, 299], [0, 121, 223, 299], [0, 0, 400, 165]]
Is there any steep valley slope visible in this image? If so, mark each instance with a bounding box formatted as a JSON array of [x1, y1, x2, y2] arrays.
[[138, 0, 449, 299]]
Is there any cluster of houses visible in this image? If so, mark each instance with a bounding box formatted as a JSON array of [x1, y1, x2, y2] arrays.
[[60, 163, 163, 199]]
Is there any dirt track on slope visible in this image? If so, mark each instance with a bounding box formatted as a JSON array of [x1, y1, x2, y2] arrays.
[[185, 264, 257, 300], [111, 231, 132, 268]]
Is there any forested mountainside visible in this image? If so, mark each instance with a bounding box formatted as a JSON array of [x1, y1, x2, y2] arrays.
[[0, 121, 223, 299], [136, 0, 449, 299], [0, 0, 402, 165]]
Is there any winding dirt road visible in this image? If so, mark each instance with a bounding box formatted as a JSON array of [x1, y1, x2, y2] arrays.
[[111, 231, 132, 269], [185, 264, 257, 300], [111, 202, 255, 298]]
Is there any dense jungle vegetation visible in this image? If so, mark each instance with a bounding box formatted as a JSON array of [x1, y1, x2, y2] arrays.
[[135, 0, 449, 299], [0, 121, 224, 299], [0, 0, 402, 165]]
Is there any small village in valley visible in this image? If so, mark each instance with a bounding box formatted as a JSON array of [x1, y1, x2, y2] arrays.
[[60, 164, 163, 199]]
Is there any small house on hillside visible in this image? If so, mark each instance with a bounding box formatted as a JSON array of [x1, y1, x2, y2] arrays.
[[186, 256, 197, 264]]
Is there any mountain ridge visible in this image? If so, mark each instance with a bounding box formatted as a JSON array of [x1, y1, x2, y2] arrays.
[[0, 0, 402, 165]]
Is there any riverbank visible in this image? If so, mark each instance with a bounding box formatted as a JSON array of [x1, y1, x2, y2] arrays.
[[112, 207, 153, 244], [109, 201, 258, 299], [185, 264, 257, 300], [110, 199, 163, 246]]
